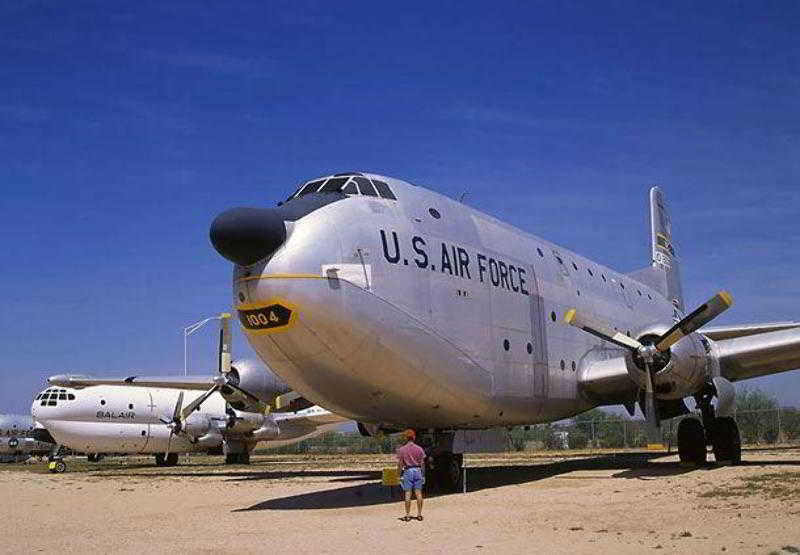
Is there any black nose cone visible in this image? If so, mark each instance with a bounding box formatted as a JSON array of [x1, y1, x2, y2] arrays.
[[210, 207, 287, 266]]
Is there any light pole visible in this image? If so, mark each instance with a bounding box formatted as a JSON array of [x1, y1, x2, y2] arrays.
[[183, 314, 226, 376]]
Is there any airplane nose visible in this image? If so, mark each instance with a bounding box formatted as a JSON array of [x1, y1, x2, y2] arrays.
[[210, 207, 287, 266]]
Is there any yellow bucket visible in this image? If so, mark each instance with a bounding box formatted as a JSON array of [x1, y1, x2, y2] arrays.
[[382, 467, 399, 486]]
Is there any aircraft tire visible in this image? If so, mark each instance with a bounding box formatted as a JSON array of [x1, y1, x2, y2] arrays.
[[677, 418, 706, 465], [154, 453, 166, 466], [431, 452, 463, 492], [49, 460, 66, 473], [164, 453, 179, 466], [711, 417, 741, 465], [240, 451, 250, 465], [87, 453, 103, 463]]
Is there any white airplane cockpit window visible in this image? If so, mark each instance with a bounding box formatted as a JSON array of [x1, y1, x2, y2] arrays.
[[58, 394, 66, 400], [68, 394, 75, 400], [341, 181, 358, 194]]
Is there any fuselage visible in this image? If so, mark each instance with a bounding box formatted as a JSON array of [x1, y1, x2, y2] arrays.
[[226, 174, 679, 429]]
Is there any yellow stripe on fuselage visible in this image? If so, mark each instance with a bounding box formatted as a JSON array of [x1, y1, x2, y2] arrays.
[[236, 273, 323, 284]]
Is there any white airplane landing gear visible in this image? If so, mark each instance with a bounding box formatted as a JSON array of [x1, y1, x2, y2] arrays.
[[154, 453, 179, 467]]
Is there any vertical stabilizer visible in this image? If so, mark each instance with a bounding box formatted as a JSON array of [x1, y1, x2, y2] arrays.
[[649, 186, 683, 311]]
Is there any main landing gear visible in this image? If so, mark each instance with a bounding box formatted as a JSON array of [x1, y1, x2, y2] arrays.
[[419, 431, 463, 492], [677, 385, 741, 466], [154, 453, 179, 467], [223, 441, 251, 465], [224, 452, 250, 464]]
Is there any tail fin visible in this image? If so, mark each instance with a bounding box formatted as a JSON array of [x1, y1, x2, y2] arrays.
[[627, 186, 684, 311]]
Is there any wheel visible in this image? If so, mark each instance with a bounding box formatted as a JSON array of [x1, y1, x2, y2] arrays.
[[239, 451, 250, 465], [677, 418, 706, 465], [430, 452, 463, 492], [87, 453, 103, 463], [711, 416, 741, 465], [225, 453, 238, 464], [49, 460, 67, 473], [154, 453, 166, 466], [164, 453, 179, 467]]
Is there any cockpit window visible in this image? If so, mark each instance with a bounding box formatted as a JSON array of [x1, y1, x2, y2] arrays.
[[319, 177, 349, 193], [289, 173, 397, 201], [372, 180, 396, 200], [68, 394, 75, 400], [355, 177, 377, 196]]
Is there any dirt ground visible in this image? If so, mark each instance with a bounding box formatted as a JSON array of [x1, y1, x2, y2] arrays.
[[2, 448, 800, 554]]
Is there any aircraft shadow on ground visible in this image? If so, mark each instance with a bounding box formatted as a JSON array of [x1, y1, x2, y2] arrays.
[[92, 469, 379, 481], [234, 453, 728, 512]]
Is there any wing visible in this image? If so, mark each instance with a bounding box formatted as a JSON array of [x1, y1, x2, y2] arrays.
[[700, 321, 800, 341], [48, 374, 218, 390], [714, 327, 800, 382]]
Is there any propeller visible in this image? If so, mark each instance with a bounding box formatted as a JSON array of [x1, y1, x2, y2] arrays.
[[564, 290, 733, 444], [159, 391, 185, 457], [159, 313, 232, 454]]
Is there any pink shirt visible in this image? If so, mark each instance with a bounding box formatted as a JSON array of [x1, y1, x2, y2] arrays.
[[396, 441, 426, 468]]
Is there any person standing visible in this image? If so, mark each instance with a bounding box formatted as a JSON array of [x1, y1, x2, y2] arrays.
[[396, 428, 426, 521]]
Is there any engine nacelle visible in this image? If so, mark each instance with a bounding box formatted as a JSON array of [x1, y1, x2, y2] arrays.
[[194, 431, 224, 448], [226, 409, 266, 434], [183, 413, 213, 438], [226, 359, 291, 406], [630, 326, 710, 400], [250, 416, 281, 441]]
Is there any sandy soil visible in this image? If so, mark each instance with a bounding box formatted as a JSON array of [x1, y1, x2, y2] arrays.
[[2, 448, 800, 554]]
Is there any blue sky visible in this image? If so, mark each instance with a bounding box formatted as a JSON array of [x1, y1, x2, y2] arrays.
[[1, 1, 799, 414]]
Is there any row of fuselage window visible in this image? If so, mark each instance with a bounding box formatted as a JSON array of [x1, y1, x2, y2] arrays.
[[537, 247, 655, 301]]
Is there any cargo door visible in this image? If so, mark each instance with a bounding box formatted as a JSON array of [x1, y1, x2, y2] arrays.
[[527, 261, 548, 399]]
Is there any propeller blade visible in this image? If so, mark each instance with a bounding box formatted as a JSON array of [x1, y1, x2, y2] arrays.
[[564, 309, 644, 351], [643, 362, 661, 445], [180, 386, 218, 421], [219, 313, 232, 374], [217, 328, 223, 374], [172, 391, 184, 422], [165, 431, 172, 458], [654, 291, 733, 352]]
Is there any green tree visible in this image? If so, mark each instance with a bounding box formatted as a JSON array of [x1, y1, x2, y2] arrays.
[[735, 389, 779, 444]]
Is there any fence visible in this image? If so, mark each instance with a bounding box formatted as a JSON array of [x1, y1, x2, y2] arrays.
[[257, 407, 800, 455]]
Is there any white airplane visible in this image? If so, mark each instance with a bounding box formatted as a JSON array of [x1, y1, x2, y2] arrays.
[[38, 317, 348, 469], [208, 173, 800, 490]]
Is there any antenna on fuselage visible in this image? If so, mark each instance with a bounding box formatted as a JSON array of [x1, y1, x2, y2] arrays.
[[459, 191, 469, 203]]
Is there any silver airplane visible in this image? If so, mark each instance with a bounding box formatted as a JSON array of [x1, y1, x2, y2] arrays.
[[43, 316, 348, 469], [0, 413, 55, 462], [209, 173, 800, 489]]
